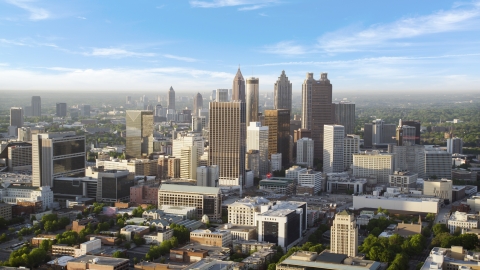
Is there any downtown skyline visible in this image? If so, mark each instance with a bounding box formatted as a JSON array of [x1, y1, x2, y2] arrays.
[[0, 0, 479, 92]]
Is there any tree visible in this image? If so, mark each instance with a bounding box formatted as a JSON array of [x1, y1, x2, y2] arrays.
[[370, 227, 382, 237], [459, 233, 479, 250], [368, 246, 382, 261], [40, 240, 52, 252], [112, 251, 124, 258], [432, 223, 449, 235], [425, 213, 435, 222]]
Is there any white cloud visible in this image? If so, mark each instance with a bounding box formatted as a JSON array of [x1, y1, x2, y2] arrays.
[[156, 5, 165, 9], [190, 0, 277, 10], [163, 54, 197, 62], [318, 3, 480, 52], [5, 0, 50, 20], [85, 48, 156, 58], [0, 63, 9, 66], [0, 38, 26, 46], [262, 41, 308, 55], [77, 16, 86, 20]]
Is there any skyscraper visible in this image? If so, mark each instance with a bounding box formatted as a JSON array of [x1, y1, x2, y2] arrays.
[[125, 110, 154, 159], [323, 125, 345, 173], [447, 137, 463, 154], [396, 125, 416, 146], [274, 70, 292, 111], [197, 165, 219, 187], [344, 134, 360, 171], [81, 105, 91, 117], [332, 101, 355, 135], [193, 92, 203, 116], [31, 96, 41, 117], [56, 103, 67, 117], [400, 120, 421, 145], [180, 146, 197, 180], [264, 109, 290, 168], [296, 137, 314, 168], [168, 86, 175, 110], [246, 122, 269, 178], [330, 210, 358, 257], [302, 73, 333, 159], [172, 133, 204, 164], [208, 101, 246, 186], [246, 77, 259, 124], [216, 89, 229, 102], [10, 107, 24, 129], [232, 68, 245, 102], [363, 119, 396, 148], [32, 132, 86, 187]]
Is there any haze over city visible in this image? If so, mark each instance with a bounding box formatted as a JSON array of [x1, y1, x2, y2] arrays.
[[1, 0, 480, 91]]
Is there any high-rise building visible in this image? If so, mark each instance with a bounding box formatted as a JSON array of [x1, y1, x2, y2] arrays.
[[246, 122, 269, 178], [246, 77, 259, 124], [264, 109, 290, 168], [363, 119, 396, 148], [180, 146, 197, 180], [271, 153, 282, 172], [418, 148, 452, 179], [209, 101, 246, 186], [293, 129, 311, 143], [245, 150, 260, 178], [344, 134, 360, 171], [298, 170, 323, 194], [393, 144, 424, 172], [168, 86, 175, 110], [81, 105, 91, 117], [31, 96, 41, 117], [232, 68, 245, 102], [157, 155, 169, 180], [323, 125, 345, 174], [197, 165, 219, 187], [296, 138, 314, 168], [211, 89, 216, 101], [330, 210, 358, 257], [193, 93, 203, 116], [353, 151, 394, 184], [126, 96, 132, 105], [10, 107, 23, 130], [400, 120, 421, 145], [302, 73, 333, 159], [125, 110, 154, 159], [56, 103, 67, 117], [168, 157, 181, 178], [172, 133, 204, 165], [32, 132, 86, 187], [447, 137, 463, 154], [396, 124, 416, 146], [274, 70, 292, 111], [216, 89, 229, 102], [332, 101, 355, 135]]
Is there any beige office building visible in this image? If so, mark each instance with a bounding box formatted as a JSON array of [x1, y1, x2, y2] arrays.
[[352, 151, 394, 184], [246, 122, 269, 178], [180, 146, 197, 180], [423, 178, 453, 203], [208, 101, 246, 186], [125, 110, 154, 159], [330, 210, 358, 257]]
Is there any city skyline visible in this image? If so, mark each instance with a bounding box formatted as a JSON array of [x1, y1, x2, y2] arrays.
[[0, 0, 479, 91]]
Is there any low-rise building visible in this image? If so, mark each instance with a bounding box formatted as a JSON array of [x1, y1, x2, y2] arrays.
[[259, 178, 295, 195], [241, 248, 275, 270], [285, 166, 307, 182], [68, 219, 100, 233], [447, 211, 478, 234], [353, 195, 440, 214], [227, 196, 270, 226], [143, 228, 174, 244], [232, 240, 275, 254], [190, 229, 232, 248], [66, 255, 129, 270], [0, 184, 53, 211], [221, 224, 256, 241], [298, 170, 323, 194], [120, 225, 150, 241], [184, 258, 238, 270], [326, 172, 366, 194], [388, 171, 418, 192], [130, 184, 159, 205], [421, 246, 480, 270], [423, 178, 453, 203], [170, 248, 209, 263]]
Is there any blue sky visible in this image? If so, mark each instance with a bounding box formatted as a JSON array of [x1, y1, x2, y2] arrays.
[[0, 0, 479, 92]]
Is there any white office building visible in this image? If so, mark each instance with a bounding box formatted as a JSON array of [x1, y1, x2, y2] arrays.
[[271, 153, 282, 172], [296, 137, 314, 168], [180, 146, 197, 180], [418, 147, 452, 179], [196, 165, 219, 187], [228, 196, 270, 226], [323, 125, 345, 174], [285, 166, 307, 182], [298, 170, 323, 194], [344, 134, 360, 171], [246, 122, 269, 178], [330, 210, 358, 257], [447, 211, 478, 234], [0, 184, 53, 211], [353, 151, 394, 184]]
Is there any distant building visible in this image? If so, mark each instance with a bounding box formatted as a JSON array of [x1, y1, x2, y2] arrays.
[[363, 119, 396, 148], [125, 110, 154, 159], [271, 153, 282, 172], [216, 89, 229, 102], [56, 103, 67, 117], [31, 96, 41, 117], [296, 137, 314, 168], [168, 86, 176, 110], [232, 68, 246, 102], [193, 93, 203, 117], [447, 137, 463, 154], [418, 148, 452, 179], [246, 77, 259, 125], [343, 134, 360, 171], [274, 70, 292, 112], [332, 101, 355, 135], [330, 210, 358, 257], [298, 170, 323, 194], [246, 122, 269, 178], [10, 107, 24, 134]]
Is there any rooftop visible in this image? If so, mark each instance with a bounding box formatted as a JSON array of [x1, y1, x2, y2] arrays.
[[280, 251, 381, 270], [159, 184, 220, 194], [68, 255, 128, 266], [356, 195, 440, 202]]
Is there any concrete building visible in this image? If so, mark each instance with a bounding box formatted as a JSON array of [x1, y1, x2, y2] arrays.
[[120, 225, 150, 241], [168, 86, 175, 110], [296, 137, 314, 168], [467, 194, 480, 212], [180, 146, 197, 180], [256, 201, 307, 249], [259, 178, 295, 195], [190, 229, 232, 247], [326, 172, 366, 194], [274, 70, 292, 112], [400, 120, 421, 145], [447, 211, 478, 234], [96, 159, 158, 177], [330, 210, 358, 257], [298, 170, 323, 194], [55, 102, 67, 117], [193, 93, 203, 117], [352, 151, 394, 184], [172, 133, 204, 165], [344, 134, 360, 171], [363, 119, 396, 148], [393, 145, 424, 172], [143, 228, 174, 244], [158, 184, 222, 219], [31, 96, 41, 117], [447, 137, 463, 154], [216, 89, 229, 102], [421, 246, 480, 270], [396, 124, 416, 146], [6, 143, 32, 171], [245, 150, 260, 178], [125, 110, 154, 159], [196, 165, 219, 187], [285, 166, 307, 182], [302, 72, 333, 160], [227, 196, 270, 226], [67, 255, 129, 270], [0, 184, 53, 211], [96, 170, 134, 203], [32, 132, 86, 187], [10, 107, 24, 134], [277, 251, 383, 270], [388, 171, 418, 192], [353, 195, 440, 214], [246, 77, 259, 125], [271, 153, 282, 172], [323, 125, 345, 174], [208, 101, 246, 187], [423, 178, 453, 203], [232, 68, 246, 102], [418, 148, 452, 179], [0, 203, 12, 220], [264, 109, 291, 167], [130, 185, 159, 205], [332, 101, 355, 135], [246, 122, 269, 178]]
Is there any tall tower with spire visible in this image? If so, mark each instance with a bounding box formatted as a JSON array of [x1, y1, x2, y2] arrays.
[[168, 86, 175, 110], [193, 92, 203, 116], [232, 68, 246, 102], [274, 70, 292, 111]]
